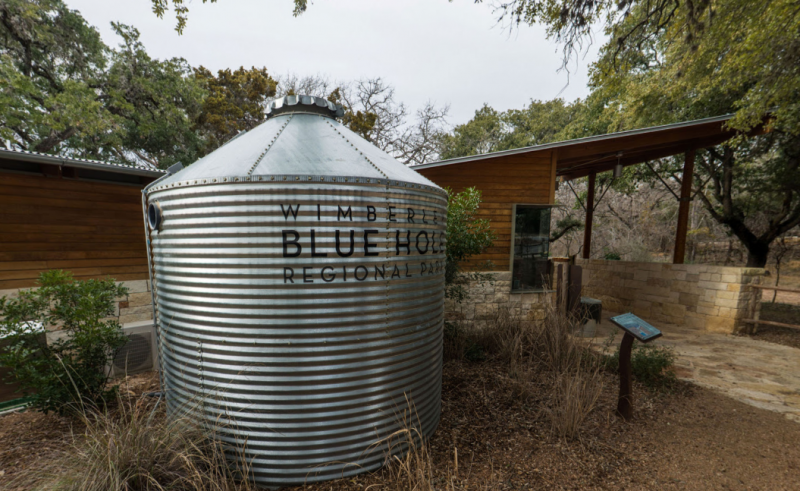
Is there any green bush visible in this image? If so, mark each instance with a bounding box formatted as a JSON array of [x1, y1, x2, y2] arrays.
[[604, 342, 677, 390], [0, 270, 129, 414], [444, 187, 496, 303]]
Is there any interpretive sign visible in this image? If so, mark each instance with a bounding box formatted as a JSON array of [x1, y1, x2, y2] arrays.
[[610, 313, 662, 343], [609, 312, 664, 420]]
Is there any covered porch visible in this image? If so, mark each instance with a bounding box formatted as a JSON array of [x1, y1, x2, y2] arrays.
[[415, 114, 767, 332]]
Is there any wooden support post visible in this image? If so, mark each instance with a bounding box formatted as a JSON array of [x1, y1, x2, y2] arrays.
[[673, 150, 696, 264], [617, 332, 635, 420], [567, 264, 582, 316], [582, 172, 596, 259]]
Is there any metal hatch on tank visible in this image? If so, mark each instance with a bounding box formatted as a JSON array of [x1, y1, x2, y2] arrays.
[[142, 95, 447, 487]]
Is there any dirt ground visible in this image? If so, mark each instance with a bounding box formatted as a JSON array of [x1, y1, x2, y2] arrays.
[[2, 365, 800, 491], [746, 302, 800, 350]]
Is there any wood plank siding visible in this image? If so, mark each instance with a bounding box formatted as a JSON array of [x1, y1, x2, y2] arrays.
[[416, 150, 556, 271], [0, 173, 151, 290]]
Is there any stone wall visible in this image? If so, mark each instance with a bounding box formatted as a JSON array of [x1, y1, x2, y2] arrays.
[[444, 271, 555, 329], [0, 279, 154, 330], [576, 259, 764, 333]]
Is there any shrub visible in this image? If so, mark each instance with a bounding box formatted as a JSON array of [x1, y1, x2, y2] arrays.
[[0, 270, 129, 414], [604, 342, 677, 390], [444, 187, 496, 303]]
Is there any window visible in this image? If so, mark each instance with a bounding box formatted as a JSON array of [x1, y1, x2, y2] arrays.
[[511, 205, 551, 292]]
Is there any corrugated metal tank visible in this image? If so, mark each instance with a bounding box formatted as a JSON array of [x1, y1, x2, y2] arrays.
[[143, 95, 446, 487]]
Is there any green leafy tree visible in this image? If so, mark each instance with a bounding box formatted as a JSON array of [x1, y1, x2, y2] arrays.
[[439, 0, 800, 266], [0, 1, 205, 168], [438, 99, 594, 160], [193, 66, 278, 152], [438, 105, 504, 159], [585, 1, 800, 266], [0, 271, 129, 415], [445, 187, 497, 302]]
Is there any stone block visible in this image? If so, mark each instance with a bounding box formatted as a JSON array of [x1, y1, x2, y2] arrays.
[[671, 281, 701, 295], [120, 304, 154, 318], [661, 303, 686, 318], [698, 281, 728, 291], [475, 303, 497, 320], [697, 305, 719, 316], [685, 273, 700, 282], [684, 314, 706, 329], [624, 279, 647, 290], [647, 277, 670, 288], [492, 292, 510, 304], [726, 283, 742, 292], [121, 280, 149, 294], [715, 290, 735, 300], [642, 294, 671, 305], [706, 316, 735, 333], [720, 274, 739, 283], [679, 292, 700, 307], [699, 273, 712, 281], [119, 312, 154, 325], [634, 270, 650, 282], [527, 308, 546, 321], [0, 288, 22, 299], [715, 298, 739, 309]]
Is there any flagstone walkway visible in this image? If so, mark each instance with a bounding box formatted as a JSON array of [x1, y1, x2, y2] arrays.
[[588, 311, 800, 423]]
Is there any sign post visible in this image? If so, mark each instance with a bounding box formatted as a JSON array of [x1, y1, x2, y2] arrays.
[[609, 313, 662, 420]]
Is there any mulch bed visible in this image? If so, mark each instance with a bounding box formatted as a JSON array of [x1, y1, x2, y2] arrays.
[[2, 364, 800, 490]]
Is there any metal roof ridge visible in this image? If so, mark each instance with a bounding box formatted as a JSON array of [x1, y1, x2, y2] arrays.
[[411, 113, 735, 170]]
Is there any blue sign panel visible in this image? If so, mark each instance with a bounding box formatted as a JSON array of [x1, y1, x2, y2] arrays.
[[610, 313, 662, 343]]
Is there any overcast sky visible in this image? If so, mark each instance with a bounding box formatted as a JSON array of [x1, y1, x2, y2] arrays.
[[67, 0, 601, 126]]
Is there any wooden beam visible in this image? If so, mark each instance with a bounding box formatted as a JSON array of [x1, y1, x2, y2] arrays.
[[673, 150, 696, 264], [549, 150, 558, 204], [582, 172, 596, 259]]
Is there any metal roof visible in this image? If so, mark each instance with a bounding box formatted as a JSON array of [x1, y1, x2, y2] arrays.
[[0, 147, 166, 178], [158, 109, 439, 188], [412, 113, 737, 179]]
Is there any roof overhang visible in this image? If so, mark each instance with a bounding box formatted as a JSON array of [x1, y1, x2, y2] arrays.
[[0, 148, 166, 179], [413, 114, 753, 180]]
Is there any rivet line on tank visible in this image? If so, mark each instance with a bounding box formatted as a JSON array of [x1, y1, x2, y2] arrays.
[[248, 114, 293, 176], [149, 173, 446, 197]]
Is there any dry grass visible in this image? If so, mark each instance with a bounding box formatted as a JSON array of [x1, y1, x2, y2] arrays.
[[11, 393, 255, 491], [445, 304, 605, 440], [542, 364, 605, 440]]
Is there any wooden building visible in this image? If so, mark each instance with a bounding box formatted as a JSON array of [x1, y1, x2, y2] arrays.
[[414, 114, 742, 293], [0, 149, 164, 291]]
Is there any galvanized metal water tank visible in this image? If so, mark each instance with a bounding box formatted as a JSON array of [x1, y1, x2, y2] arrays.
[[143, 95, 446, 487]]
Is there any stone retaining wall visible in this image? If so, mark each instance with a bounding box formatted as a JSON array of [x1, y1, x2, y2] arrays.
[[576, 259, 764, 333], [444, 271, 555, 329], [0, 280, 154, 330]]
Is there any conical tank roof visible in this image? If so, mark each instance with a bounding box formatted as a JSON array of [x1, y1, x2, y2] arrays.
[[155, 95, 439, 190]]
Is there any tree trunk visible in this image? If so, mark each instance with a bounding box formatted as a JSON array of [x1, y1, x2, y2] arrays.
[[744, 241, 770, 268]]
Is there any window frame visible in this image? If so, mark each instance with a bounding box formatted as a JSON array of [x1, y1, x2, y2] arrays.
[[509, 203, 555, 293]]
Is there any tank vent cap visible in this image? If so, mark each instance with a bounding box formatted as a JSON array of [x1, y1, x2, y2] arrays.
[[266, 95, 345, 119]]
